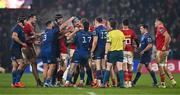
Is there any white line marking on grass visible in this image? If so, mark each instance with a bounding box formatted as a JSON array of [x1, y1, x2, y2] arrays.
[[87, 92, 97, 95]]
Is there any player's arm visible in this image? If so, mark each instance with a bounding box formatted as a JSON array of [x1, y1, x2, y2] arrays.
[[134, 38, 139, 48], [24, 33, 35, 41], [91, 36, 98, 53], [140, 43, 153, 55], [105, 33, 111, 55], [12, 32, 27, 47], [66, 27, 79, 40], [140, 36, 153, 55], [132, 31, 140, 47], [90, 30, 98, 53], [59, 17, 75, 32], [162, 31, 171, 51]]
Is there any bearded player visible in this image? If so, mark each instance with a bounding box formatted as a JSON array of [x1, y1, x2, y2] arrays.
[[22, 14, 43, 86], [155, 17, 177, 88]]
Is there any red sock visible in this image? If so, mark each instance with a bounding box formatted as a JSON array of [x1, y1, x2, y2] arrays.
[[93, 71, 96, 79], [124, 71, 129, 81], [57, 70, 64, 81], [128, 71, 133, 81], [160, 74, 165, 82], [111, 78, 116, 85]]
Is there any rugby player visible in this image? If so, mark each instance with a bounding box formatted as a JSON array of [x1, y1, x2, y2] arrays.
[[23, 14, 43, 86], [132, 24, 157, 87], [64, 19, 92, 87], [121, 19, 139, 88], [155, 18, 177, 88], [41, 20, 58, 87], [10, 16, 27, 88], [91, 17, 108, 87]]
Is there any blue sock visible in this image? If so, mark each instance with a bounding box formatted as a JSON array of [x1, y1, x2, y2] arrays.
[[102, 70, 110, 85], [150, 71, 157, 84], [133, 72, 141, 85], [80, 70, 85, 81], [15, 70, 24, 83], [101, 69, 105, 81], [51, 67, 57, 85], [86, 69, 93, 84], [118, 70, 124, 87], [12, 71, 17, 84], [66, 73, 73, 82], [96, 70, 101, 80]]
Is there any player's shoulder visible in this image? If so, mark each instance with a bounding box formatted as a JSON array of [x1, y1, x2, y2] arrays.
[[158, 25, 167, 33], [12, 24, 21, 32], [145, 33, 152, 38], [76, 30, 85, 36]]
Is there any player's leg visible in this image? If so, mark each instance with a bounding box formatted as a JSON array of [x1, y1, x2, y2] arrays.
[[43, 63, 49, 87], [11, 59, 18, 87], [57, 54, 67, 86], [116, 51, 125, 88], [116, 61, 124, 88], [78, 65, 84, 86], [11, 50, 25, 88], [164, 66, 177, 86], [95, 59, 102, 86], [101, 59, 106, 81], [47, 63, 56, 87], [65, 62, 78, 86], [85, 64, 93, 86], [123, 51, 129, 87], [163, 51, 176, 87], [30, 57, 42, 86], [127, 52, 133, 87], [145, 63, 158, 87], [102, 62, 112, 87], [110, 66, 116, 87], [156, 51, 166, 88], [15, 59, 26, 87], [132, 63, 143, 86], [89, 59, 97, 86], [51, 63, 58, 86], [73, 65, 80, 85]]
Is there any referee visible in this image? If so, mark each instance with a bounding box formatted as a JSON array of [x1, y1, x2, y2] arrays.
[[102, 18, 125, 88]]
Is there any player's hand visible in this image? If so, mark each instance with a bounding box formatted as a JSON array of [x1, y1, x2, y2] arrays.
[[104, 54, 107, 61], [34, 40, 41, 45], [70, 16, 75, 21], [140, 51, 144, 55], [162, 46, 166, 51], [74, 27, 79, 32], [90, 52, 94, 58], [22, 43, 27, 48]]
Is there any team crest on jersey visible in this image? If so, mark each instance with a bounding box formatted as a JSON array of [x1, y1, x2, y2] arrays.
[[159, 28, 165, 33], [147, 37, 152, 43]]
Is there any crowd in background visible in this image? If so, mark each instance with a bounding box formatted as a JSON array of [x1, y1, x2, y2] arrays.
[[0, 0, 179, 72]]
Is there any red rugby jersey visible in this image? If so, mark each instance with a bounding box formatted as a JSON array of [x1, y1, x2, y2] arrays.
[[121, 28, 137, 52], [155, 24, 168, 51], [59, 37, 67, 54]]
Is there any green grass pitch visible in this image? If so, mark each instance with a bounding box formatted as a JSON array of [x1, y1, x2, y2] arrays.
[[0, 73, 179, 95]]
